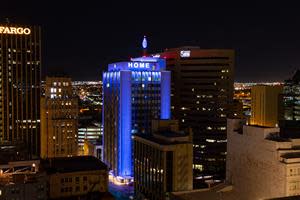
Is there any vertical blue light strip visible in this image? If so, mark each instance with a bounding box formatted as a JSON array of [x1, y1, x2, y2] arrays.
[[102, 72, 106, 163], [119, 71, 132, 177], [160, 71, 171, 119]]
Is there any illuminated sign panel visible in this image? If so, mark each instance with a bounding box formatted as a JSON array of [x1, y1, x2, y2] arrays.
[[180, 50, 191, 57], [108, 61, 165, 72], [0, 26, 31, 35], [128, 62, 150, 69]]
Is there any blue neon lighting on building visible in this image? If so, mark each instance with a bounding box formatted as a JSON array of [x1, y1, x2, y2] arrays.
[[103, 56, 170, 178], [119, 71, 132, 176], [161, 71, 171, 119]]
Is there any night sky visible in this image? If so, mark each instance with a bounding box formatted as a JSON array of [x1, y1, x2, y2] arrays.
[[1, 2, 300, 82]]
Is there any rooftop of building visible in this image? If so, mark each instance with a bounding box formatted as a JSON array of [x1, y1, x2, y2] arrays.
[[163, 46, 234, 52], [134, 130, 191, 145], [78, 121, 101, 129], [265, 195, 300, 200], [41, 156, 107, 174], [171, 183, 236, 200], [281, 152, 300, 159], [155, 130, 187, 137]]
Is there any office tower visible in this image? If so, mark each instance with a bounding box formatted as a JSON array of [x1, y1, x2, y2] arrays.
[[226, 118, 300, 199], [157, 47, 234, 183], [133, 120, 193, 200], [103, 57, 170, 180], [250, 85, 283, 127], [41, 77, 78, 158], [0, 24, 41, 158]]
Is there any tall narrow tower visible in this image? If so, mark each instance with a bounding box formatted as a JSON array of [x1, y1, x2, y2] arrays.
[[0, 24, 41, 158]]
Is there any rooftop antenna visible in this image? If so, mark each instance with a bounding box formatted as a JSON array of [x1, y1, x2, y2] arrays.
[[142, 35, 147, 57]]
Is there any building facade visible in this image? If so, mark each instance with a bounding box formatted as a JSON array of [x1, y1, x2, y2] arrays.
[[103, 57, 170, 179], [43, 156, 112, 199], [0, 160, 47, 200], [133, 120, 193, 200], [41, 77, 78, 158], [0, 24, 41, 158], [227, 118, 300, 199], [250, 85, 283, 127], [281, 70, 300, 121], [78, 123, 102, 155], [157, 47, 234, 183]]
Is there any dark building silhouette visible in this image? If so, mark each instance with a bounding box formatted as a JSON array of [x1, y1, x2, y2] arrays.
[[157, 47, 234, 184]]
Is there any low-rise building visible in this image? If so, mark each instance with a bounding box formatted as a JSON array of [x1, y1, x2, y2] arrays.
[[133, 120, 193, 200], [78, 122, 102, 157], [0, 160, 47, 200], [42, 156, 113, 199]]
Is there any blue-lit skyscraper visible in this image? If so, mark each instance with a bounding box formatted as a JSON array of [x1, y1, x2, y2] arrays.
[[102, 56, 171, 179]]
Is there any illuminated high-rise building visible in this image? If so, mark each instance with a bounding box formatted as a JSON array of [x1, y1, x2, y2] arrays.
[[102, 56, 170, 179], [40, 77, 78, 158], [157, 47, 234, 183], [0, 24, 41, 158]]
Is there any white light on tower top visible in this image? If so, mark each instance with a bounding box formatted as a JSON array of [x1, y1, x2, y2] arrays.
[[142, 36, 147, 49]]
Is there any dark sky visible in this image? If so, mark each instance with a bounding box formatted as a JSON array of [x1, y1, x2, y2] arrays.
[[1, 1, 300, 82]]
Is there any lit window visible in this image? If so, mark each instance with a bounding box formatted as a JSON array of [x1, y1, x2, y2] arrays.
[[206, 139, 216, 143], [106, 83, 110, 88], [193, 164, 203, 171]]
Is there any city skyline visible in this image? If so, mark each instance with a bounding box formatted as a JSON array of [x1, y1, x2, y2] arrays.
[[1, 2, 300, 81]]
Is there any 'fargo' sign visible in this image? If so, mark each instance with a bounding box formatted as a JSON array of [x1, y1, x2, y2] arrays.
[[0, 26, 31, 35]]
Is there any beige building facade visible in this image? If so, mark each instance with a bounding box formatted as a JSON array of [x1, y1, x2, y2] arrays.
[[250, 85, 283, 127], [41, 77, 78, 158], [227, 118, 300, 199], [134, 120, 193, 200]]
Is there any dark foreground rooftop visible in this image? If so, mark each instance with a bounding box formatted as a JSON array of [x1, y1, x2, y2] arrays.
[[42, 156, 107, 174], [266, 195, 300, 200]]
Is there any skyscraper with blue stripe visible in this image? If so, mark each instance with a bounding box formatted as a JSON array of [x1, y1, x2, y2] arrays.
[[102, 56, 171, 180]]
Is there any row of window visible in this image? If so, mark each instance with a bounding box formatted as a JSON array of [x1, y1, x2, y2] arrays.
[[60, 186, 88, 193], [61, 176, 88, 183]]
